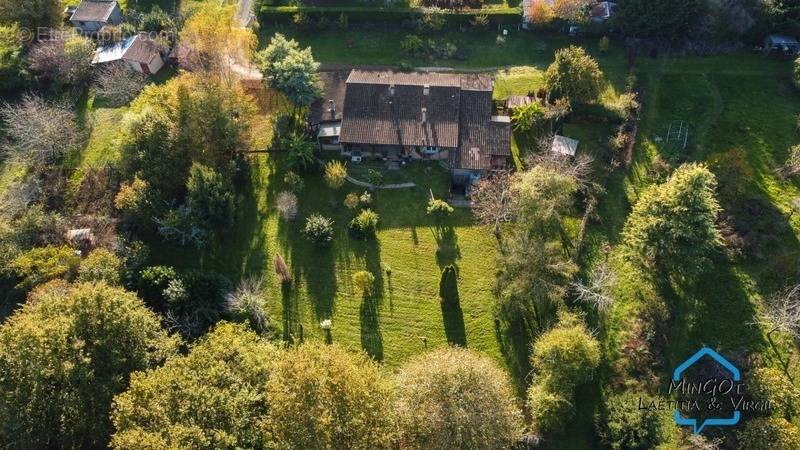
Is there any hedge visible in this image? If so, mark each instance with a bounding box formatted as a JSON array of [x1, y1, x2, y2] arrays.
[[259, 5, 522, 28]]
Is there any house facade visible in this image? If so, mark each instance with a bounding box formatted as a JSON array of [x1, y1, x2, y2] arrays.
[[309, 70, 511, 189], [70, 0, 122, 32], [93, 34, 164, 75]]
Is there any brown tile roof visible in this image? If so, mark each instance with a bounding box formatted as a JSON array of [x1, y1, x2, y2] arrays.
[[339, 71, 463, 148], [71, 0, 117, 22], [309, 71, 348, 125], [123, 35, 160, 64], [337, 69, 510, 171]]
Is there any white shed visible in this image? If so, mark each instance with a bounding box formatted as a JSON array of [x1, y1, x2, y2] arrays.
[[93, 34, 164, 75], [551, 135, 579, 157]]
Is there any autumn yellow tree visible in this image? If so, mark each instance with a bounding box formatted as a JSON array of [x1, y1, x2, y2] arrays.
[[180, 4, 257, 79]]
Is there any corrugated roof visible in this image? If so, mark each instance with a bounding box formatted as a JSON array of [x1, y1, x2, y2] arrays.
[[552, 135, 579, 156], [71, 0, 117, 22]]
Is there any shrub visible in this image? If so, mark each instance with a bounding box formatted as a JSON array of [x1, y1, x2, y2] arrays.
[[531, 320, 601, 392], [9, 245, 80, 289], [77, 248, 123, 285], [396, 347, 523, 449], [420, 8, 445, 32], [367, 169, 384, 186], [349, 209, 379, 238], [185, 162, 234, 231], [470, 13, 489, 28], [93, 62, 148, 106], [284, 135, 318, 172], [276, 191, 299, 221], [427, 198, 454, 220], [138, 265, 179, 307], [324, 160, 347, 189], [0, 24, 25, 92], [225, 277, 271, 334], [496, 35, 507, 46], [359, 191, 373, 206], [438, 264, 459, 305], [598, 36, 610, 53], [401, 34, 425, 56], [511, 101, 546, 133], [597, 390, 666, 450], [527, 383, 574, 433], [283, 171, 304, 192], [344, 193, 360, 209], [303, 214, 335, 246], [352, 270, 375, 297]]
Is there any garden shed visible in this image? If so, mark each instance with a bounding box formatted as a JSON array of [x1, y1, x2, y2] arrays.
[[551, 135, 579, 157], [764, 35, 800, 55]]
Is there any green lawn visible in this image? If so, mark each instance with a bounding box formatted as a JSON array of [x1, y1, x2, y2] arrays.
[[164, 158, 506, 370]]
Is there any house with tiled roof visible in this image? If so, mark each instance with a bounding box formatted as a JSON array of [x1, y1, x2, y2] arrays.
[[310, 70, 511, 188], [69, 0, 122, 32], [93, 34, 164, 75]]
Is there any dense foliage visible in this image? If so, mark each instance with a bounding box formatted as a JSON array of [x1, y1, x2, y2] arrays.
[[0, 282, 178, 448], [544, 46, 604, 104], [596, 390, 666, 449], [112, 323, 279, 449], [616, 0, 704, 40], [621, 163, 723, 279], [267, 344, 397, 449], [395, 347, 524, 449]]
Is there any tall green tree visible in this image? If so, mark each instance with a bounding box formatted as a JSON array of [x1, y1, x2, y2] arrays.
[[186, 162, 235, 231], [544, 45, 604, 104], [0, 282, 179, 448], [257, 33, 322, 114], [621, 163, 723, 279], [112, 323, 279, 450], [395, 347, 524, 450]]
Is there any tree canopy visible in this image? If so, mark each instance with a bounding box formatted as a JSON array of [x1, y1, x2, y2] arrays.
[[0, 282, 179, 448], [616, 0, 704, 40], [266, 343, 397, 449], [112, 322, 279, 450], [395, 347, 524, 449], [257, 33, 322, 108], [621, 163, 723, 278], [0, 0, 60, 30], [544, 45, 604, 104]]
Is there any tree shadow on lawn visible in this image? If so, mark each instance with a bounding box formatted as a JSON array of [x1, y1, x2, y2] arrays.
[[352, 237, 386, 361], [441, 301, 467, 347], [662, 261, 766, 371], [496, 314, 535, 395]]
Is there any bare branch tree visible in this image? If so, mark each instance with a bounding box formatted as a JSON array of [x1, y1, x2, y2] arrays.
[[93, 62, 149, 106], [276, 191, 298, 221], [571, 262, 616, 312], [755, 285, 800, 337], [525, 150, 600, 194], [470, 171, 515, 238], [0, 94, 81, 167]]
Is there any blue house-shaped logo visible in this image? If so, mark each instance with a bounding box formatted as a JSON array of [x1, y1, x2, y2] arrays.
[[673, 347, 741, 434]]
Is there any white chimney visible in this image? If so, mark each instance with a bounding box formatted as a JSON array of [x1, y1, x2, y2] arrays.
[[423, 84, 430, 96], [327, 99, 335, 114], [421, 107, 427, 123], [389, 84, 395, 96]]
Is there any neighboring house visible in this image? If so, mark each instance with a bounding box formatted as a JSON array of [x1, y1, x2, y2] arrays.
[[69, 0, 122, 32], [590, 1, 617, 22], [309, 70, 511, 189], [764, 34, 800, 56], [93, 34, 164, 75]]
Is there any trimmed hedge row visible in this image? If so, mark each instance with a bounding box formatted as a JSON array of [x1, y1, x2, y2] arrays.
[[259, 5, 522, 27]]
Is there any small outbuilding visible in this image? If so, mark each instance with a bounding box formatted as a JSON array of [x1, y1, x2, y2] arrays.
[[764, 34, 800, 56], [69, 0, 122, 32], [93, 34, 164, 75], [506, 95, 533, 111], [551, 135, 579, 157], [590, 1, 617, 22]]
